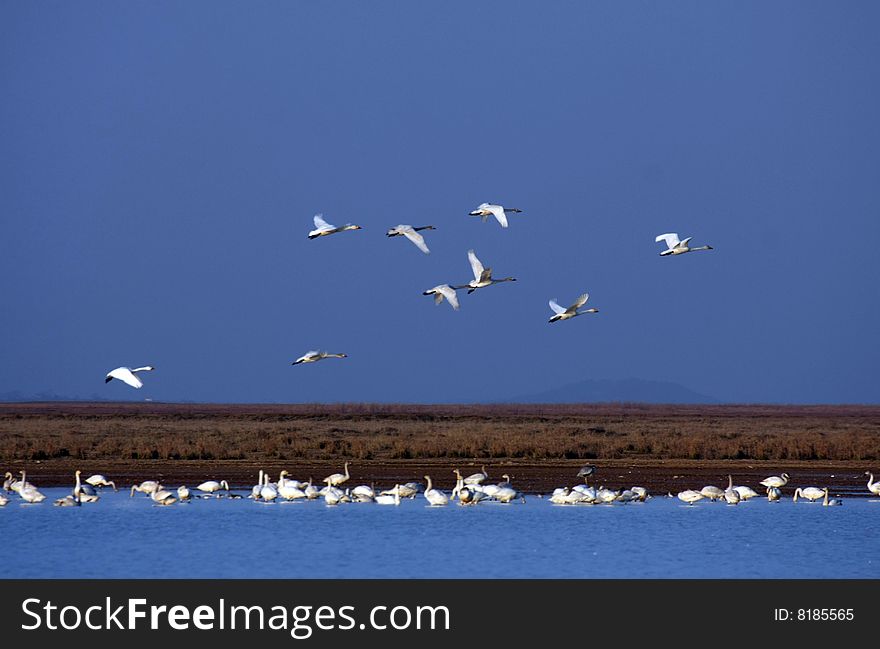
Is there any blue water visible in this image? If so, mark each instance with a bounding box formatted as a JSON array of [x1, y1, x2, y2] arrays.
[[1, 489, 877, 578]]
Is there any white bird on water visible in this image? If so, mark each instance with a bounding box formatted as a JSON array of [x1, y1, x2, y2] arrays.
[[760, 473, 790, 489], [454, 249, 516, 294], [324, 462, 351, 488], [105, 366, 155, 389], [422, 285, 460, 311], [85, 474, 117, 491], [793, 486, 825, 502], [677, 490, 704, 505], [308, 214, 362, 239], [197, 480, 229, 495], [655, 233, 713, 256], [423, 475, 449, 506], [548, 293, 599, 323], [822, 488, 842, 507], [386, 225, 435, 254], [292, 351, 347, 365], [865, 472, 880, 497], [468, 203, 522, 228]]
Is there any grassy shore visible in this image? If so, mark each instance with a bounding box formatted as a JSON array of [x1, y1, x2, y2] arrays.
[[1, 402, 878, 492]]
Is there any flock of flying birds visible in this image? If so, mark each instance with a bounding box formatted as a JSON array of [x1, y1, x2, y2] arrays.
[[4, 464, 876, 507], [103, 202, 715, 384]]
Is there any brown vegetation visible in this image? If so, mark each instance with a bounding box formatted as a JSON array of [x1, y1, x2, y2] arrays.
[[1, 403, 878, 492]]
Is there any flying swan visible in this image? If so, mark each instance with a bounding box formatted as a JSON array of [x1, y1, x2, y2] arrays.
[[386, 225, 435, 254], [105, 366, 155, 389], [308, 214, 362, 239], [655, 233, 713, 256], [468, 203, 522, 228], [548, 293, 599, 323]]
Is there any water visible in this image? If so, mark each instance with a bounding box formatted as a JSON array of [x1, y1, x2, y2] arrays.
[[1, 489, 877, 578]]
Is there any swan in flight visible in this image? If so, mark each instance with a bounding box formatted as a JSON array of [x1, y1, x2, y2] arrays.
[[822, 488, 842, 506], [423, 475, 449, 506], [548, 293, 599, 323], [292, 351, 347, 365], [468, 203, 522, 228], [324, 462, 351, 487], [196, 480, 229, 495], [308, 214, 362, 239], [85, 474, 117, 491], [655, 233, 713, 256], [387, 225, 435, 254], [455, 249, 516, 294], [422, 285, 460, 311], [865, 472, 880, 497], [760, 473, 790, 489], [105, 366, 155, 389], [793, 486, 824, 502]]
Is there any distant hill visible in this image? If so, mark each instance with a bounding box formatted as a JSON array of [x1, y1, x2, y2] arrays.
[[508, 378, 717, 404], [0, 390, 110, 403]]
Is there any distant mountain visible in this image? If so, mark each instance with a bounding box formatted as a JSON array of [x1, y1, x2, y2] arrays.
[[0, 390, 110, 403], [508, 378, 718, 404]]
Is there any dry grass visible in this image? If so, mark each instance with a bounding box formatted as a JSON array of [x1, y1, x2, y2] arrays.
[[1, 402, 878, 463]]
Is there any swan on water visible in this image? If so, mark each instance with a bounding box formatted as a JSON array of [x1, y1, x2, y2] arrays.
[[324, 462, 351, 487], [793, 486, 825, 502], [423, 475, 449, 506], [677, 490, 704, 505], [760, 473, 790, 489], [196, 480, 229, 495], [822, 488, 842, 506], [865, 472, 880, 497], [85, 474, 117, 491]]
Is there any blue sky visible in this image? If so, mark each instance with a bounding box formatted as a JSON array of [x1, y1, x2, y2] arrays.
[[1, 2, 878, 403]]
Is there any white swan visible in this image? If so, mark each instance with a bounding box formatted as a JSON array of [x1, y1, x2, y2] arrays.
[[292, 351, 347, 365], [6, 471, 33, 493], [351, 484, 375, 502], [463, 466, 489, 485], [105, 366, 155, 389], [865, 472, 880, 497], [130, 480, 162, 497], [85, 474, 117, 491], [375, 485, 401, 505], [278, 481, 307, 501], [630, 486, 649, 502], [196, 480, 229, 494], [423, 475, 449, 506], [177, 485, 191, 501], [17, 471, 46, 503], [760, 473, 790, 489], [766, 486, 782, 502], [323, 486, 346, 505], [723, 476, 740, 504], [259, 472, 278, 502], [323, 462, 351, 487], [453, 250, 516, 294], [0, 493, 8, 506], [387, 225, 435, 254], [733, 485, 759, 500], [700, 484, 725, 501], [793, 486, 825, 502], [822, 488, 842, 506], [655, 233, 713, 256], [250, 470, 264, 499], [72, 470, 99, 503], [304, 478, 320, 500], [677, 490, 704, 505], [308, 213, 362, 239], [468, 203, 522, 228], [422, 284, 460, 311], [54, 491, 81, 507], [548, 293, 599, 323], [150, 487, 177, 506]]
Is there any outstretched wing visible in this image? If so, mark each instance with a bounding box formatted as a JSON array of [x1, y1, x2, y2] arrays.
[[678, 237, 692, 249], [438, 285, 460, 310], [549, 300, 566, 315], [106, 367, 143, 389], [568, 293, 589, 312], [487, 205, 508, 228], [401, 227, 430, 254], [655, 233, 680, 249], [467, 249, 484, 281], [313, 214, 334, 230]]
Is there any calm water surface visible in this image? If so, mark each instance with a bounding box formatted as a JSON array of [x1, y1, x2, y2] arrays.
[[1, 489, 876, 578]]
